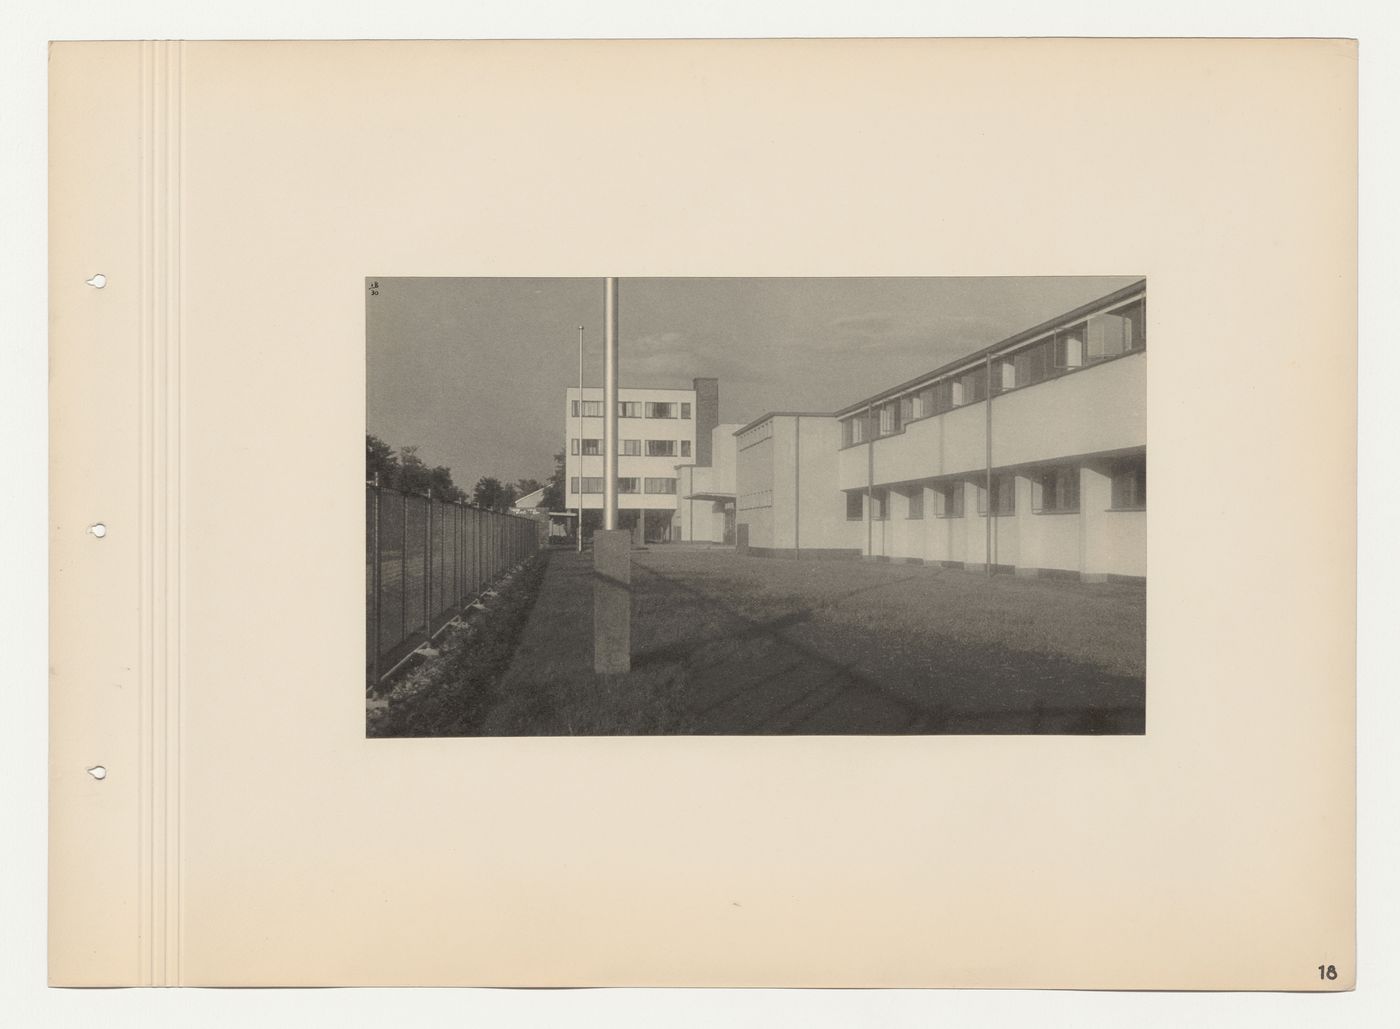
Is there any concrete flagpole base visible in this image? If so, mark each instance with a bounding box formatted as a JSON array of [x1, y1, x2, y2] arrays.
[[592, 529, 632, 673]]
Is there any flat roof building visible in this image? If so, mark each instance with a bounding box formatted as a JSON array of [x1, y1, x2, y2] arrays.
[[564, 377, 719, 543], [735, 281, 1147, 581]]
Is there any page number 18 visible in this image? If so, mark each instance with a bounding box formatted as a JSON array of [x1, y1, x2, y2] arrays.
[[1318, 964, 1338, 980]]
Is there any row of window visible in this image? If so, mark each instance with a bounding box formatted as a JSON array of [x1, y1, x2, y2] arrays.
[[842, 298, 1146, 447], [571, 400, 692, 419], [845, 457, 1146, 520], [570, 476, 678, 495], [570, 438, 692, 458]]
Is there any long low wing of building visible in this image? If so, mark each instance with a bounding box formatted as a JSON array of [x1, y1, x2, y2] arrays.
[[735, 282, 1147, 582]]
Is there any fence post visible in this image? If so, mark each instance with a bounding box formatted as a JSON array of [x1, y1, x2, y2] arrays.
[[424, 489, 434, 646], [400, 490, 408, 648], [370, 477, 382, 688]]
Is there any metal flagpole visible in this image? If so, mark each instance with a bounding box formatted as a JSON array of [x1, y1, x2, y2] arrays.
[[593, 276, 630, 673], [985, 352, 993, 578], [577, 324, 584, 553], [603, 279, 619, 531]]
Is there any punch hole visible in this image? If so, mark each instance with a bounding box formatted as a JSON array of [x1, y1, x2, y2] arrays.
[[86, 274, 107, 289], [87, 766, 107, 780], [88, 523, 107, 538]]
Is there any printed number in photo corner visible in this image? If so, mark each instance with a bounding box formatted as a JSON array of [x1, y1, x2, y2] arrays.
[[1318, 964, 1339, 981], [369, 280, 379, 296]]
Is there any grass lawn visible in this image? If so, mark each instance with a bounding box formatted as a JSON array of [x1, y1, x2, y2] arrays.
[[481, 547, 1145, 735]]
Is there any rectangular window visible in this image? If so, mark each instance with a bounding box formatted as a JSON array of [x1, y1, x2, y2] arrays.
[[1035, 466, 1080, 513], [577, 438, 601, 456], [916, 387, 934, 418], [617, 477, 639, 494], [975, 474, 1016, 516], [618, 401, 642, 418], [681, 402, 691, 419], [646, 439, 677, 457], [846, 492, 864, 520], [645, 402, 676, 418], [936, 481, 965, 518], [1014, 339, 1055, 386], [906, 487, 924, 519], [571, 399, 604, 418], [844, 416, 866, 447], [572, 476, 604, 494], [871, 488, 889, 521], [992, 358, 1016, 394], [1052, 332, 1083, 369], [680, 440, 691, 458], [957, 366, 987, 405], [619, 438, 641, 456], [900, 395, 915, 424], [1088, 301, 1146, 361], [644, 477, 677, 494], [1111, 455, 1147, 509], [927, 380, 954, 416]]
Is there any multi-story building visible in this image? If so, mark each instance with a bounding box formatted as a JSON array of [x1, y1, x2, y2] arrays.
[[735, 281, 1147, 581], [564, 377, 718, 543]]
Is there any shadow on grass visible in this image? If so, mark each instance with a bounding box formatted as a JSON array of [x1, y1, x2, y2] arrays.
[[478, 550, 1143, 736]]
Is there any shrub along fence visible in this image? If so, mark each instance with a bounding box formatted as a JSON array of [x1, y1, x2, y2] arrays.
[[366, 481, 543, 689]]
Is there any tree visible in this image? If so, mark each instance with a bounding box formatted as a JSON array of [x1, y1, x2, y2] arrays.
[[429, 466, 466, 503], [366, 434, 399, 487], [472, 476, 515, 512], [397, 446, 433, 494], [541, 451, 565, 512]]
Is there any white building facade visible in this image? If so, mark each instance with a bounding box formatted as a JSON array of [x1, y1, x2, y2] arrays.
[[674, 422, 744, 544], [564, 378, 719, 543], [735, 281, 1147, 581]]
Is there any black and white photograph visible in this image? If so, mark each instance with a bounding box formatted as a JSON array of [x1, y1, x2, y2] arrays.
[[366, 276, 1147, 736]]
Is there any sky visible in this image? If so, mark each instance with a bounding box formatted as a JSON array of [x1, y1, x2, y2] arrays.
[[366, 276, 1141, 492]]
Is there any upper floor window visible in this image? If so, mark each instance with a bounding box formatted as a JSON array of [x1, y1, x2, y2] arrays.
[[1034, 466, 1080, 513], [645, 402, 677, 418], [571, 400, 604, 418], [1013, 338, 1055, 388], [924, 380, 954, 416], [617, 477, 640, 494], [957, 366, 987, 405], [570, 476, 604, 494], [900, 395, 915, 424], [843, 416, 866, 447], [680, 440, 691, 458], [992, 360, 1016, 395], [1087, 300, 1145, 361], [646, 439, 677, 457], [681, 403, 692, 419], [1111, 455, 1146, 509], [846, 492, 864, 520], [618, 401, 642, 418], [644, 477, 677, 494], [571, 438, 602, 456], [619, 439, 641, 456], [878, 404, 896, 436]]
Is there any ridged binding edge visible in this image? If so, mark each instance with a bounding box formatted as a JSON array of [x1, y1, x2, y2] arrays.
[[138, 39, 184, 988]]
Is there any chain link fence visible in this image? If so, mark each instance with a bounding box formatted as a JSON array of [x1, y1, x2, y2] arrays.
[[366, 483, 543, 689]]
